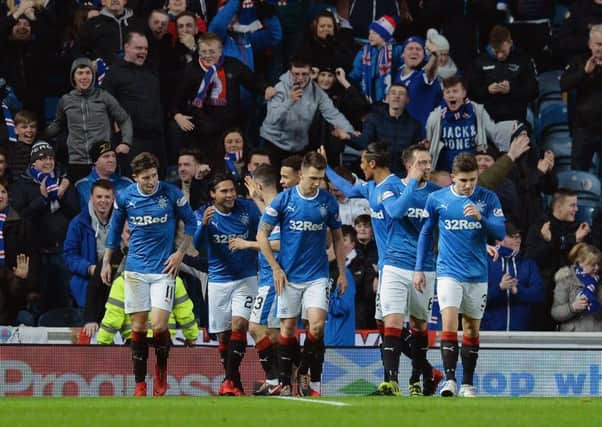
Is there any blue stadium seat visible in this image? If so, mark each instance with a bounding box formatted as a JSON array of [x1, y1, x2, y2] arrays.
[[576, 205, 598, 225], [557, 170, 601, 202], [535, 70, 563, 113], [44, 96, 59, 125], [37, 307, 83, 327], [536, 103, 569, 142], [543, 132, 571, 171]]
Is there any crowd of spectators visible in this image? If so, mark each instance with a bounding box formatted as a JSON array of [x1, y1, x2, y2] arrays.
[[0, 0, 601, 336]]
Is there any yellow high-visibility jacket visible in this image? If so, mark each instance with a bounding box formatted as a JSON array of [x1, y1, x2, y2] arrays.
[[96, 275, 199, 344]]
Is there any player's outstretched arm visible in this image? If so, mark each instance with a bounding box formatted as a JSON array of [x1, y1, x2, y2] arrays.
[[332, 228, 348, 296], [415, 196, 437, 275], [257, 221, 287, 294], [229, 238, 280, 252]]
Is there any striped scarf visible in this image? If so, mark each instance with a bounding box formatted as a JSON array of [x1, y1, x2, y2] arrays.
[[575, 263, 601, 313], [0, 207, 8, 266], [2, 103, 16, 143], [224, 150, 243, 181], [192, 55, 227, 108], [29, 166, 61, 213], [95, 58, 109, 86], [361, 43, 393, 104]]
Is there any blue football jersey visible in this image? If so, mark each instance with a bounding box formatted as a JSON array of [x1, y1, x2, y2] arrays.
[[381, 178, 438, 271], [326, 166, 400, 270], [394, 66, 442, 127], [261, 186, 341, 283], [194, 198, 261, 282], [416, 185, 506, 282], [106, 181, 197, 274], [258, 226, 280, 287]]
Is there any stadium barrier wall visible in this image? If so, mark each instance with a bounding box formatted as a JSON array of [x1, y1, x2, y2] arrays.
[[2, 343, 602, 397]]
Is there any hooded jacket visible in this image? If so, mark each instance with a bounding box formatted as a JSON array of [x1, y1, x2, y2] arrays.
[[426, 100, 494, 169], [63, 201, 107, 307], [260, 71, 354, 152], [45, 58, 133, 165], [481, 246, 545, 331], [78, 7, 146, 64]]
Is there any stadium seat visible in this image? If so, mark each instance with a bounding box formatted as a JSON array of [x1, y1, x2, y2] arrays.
[[535, 70, 563, 113], [536, 103, 569, 142], [37, 307, 83, 327], [576, 205, 598, 225], [44, 96, 59, 126], [557, 170, 601, 202], [543, 133, 571, 171]]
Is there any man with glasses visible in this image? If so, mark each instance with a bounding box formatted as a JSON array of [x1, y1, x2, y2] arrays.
[[170, 32, 276, 164], [260, 55, 355, 169]]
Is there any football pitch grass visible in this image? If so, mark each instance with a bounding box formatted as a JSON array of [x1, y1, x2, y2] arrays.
[[2, 397, 602, 427]]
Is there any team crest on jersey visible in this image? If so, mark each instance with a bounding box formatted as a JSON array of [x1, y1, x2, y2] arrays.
[[475, 200, 487, 213], [319, 204, 328, 219], [240, 211, 249, 226], [157, 196, 168, 209]]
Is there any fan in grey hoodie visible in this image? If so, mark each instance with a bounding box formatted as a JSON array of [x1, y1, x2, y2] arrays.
[[260, 60, 355, 158], [45, 58, 133, 174]]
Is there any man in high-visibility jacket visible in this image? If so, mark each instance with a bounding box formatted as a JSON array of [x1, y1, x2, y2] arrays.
[[97, 274, 199, 344]]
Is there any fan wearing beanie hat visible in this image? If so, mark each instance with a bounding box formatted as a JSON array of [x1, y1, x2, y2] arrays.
[[426, 28, 458, 80], [393, 33, 442, 126], [74, 140, 133, 209], [349, 15, 402, 104]]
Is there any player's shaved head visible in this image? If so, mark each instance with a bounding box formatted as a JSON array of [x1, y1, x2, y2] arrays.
[[253, 164, 278, 188]]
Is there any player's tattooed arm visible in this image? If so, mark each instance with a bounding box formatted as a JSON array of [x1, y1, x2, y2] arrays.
[[163, 235, 192, 277], [257, 221, 287, 294]]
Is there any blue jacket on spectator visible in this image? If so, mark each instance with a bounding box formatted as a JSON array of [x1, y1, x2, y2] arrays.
[[481, 247, 545, 331], [63, 206, 98, 308], [325, 267, 356, 346], [75, 167, 132, 209]]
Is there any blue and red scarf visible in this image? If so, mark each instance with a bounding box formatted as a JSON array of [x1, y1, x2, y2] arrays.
[[193, 56, 228, 108], [2, 103, 16, 143], [360, 43, 393, 104], [224, 150, 243, 181], [0, 207, 8, 266], [576, 263, 601, 313]]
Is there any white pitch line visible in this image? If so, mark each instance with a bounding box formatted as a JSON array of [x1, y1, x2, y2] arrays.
[[277, 396, 350, 407]]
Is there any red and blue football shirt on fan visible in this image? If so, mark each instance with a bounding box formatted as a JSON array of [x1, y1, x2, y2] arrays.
[[106, 181, 197, 274], [261, 186, 341, 282], [381, 178, 439, 272], [416, 185, 506, 282], [194, 198, 261, 282]]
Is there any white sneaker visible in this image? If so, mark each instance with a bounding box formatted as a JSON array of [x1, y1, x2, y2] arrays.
[[440, 380, 457, 397], [459, 384, 477, 397]]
